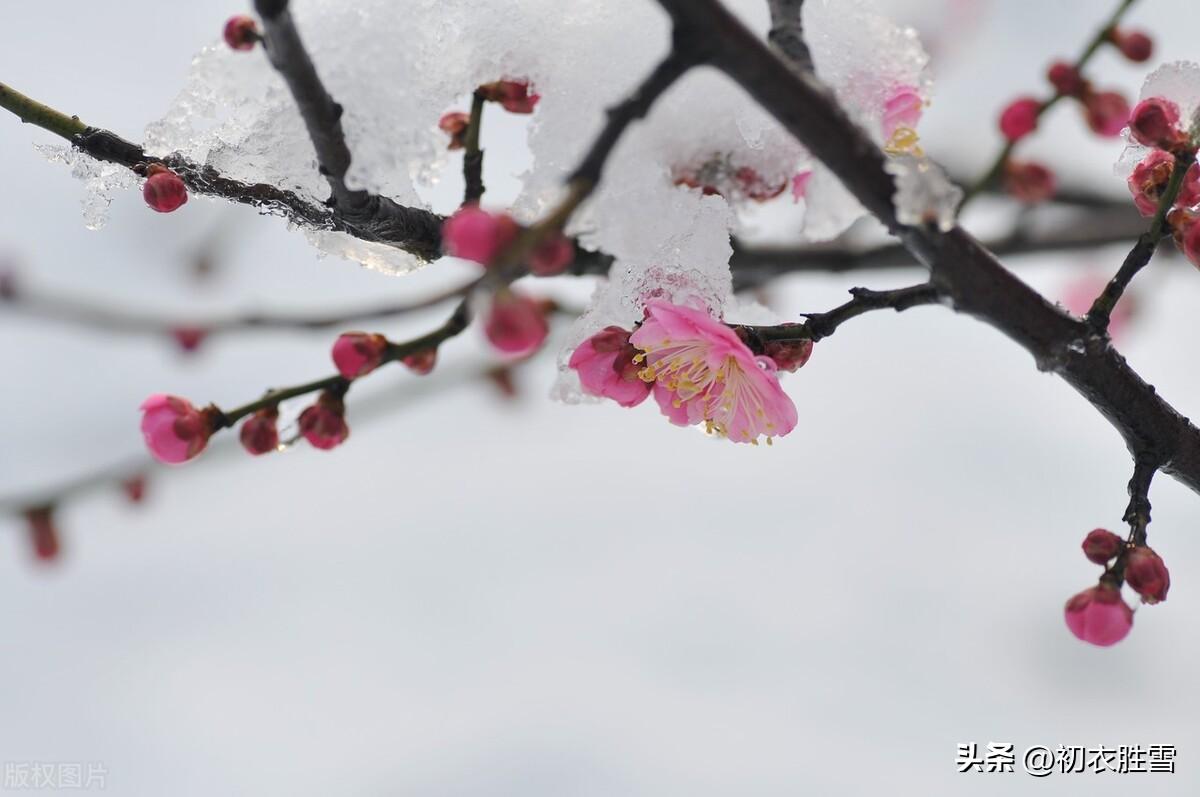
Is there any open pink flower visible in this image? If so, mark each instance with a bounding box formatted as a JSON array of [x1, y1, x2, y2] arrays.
[[140, 394, 212, 464], [569, 326, 652, 408], [1064, 584, 1133, 646], [630, 300, 798, 444]]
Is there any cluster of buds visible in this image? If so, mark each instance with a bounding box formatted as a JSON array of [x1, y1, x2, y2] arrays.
[[1064, 528, 1171, 647], [1041, 58, 1133, 139], [443, 205, 576, 276], [673, 155, 789, 203], [1123, 95, 1200, 266]]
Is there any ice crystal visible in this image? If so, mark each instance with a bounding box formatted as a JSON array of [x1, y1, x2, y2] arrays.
[[887, 154, 962, 232]]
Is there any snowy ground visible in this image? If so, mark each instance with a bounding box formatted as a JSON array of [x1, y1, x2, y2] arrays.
[[1, 1, 1198, 795]]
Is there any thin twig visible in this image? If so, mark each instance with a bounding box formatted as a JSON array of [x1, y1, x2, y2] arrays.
[[463, 91, 486, 205], [743, 283, 940, 344]]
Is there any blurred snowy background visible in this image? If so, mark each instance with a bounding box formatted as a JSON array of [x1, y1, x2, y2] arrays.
[[1, 0, 1199, 794]]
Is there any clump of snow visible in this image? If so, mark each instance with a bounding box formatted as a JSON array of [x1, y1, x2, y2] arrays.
[[36, 144, 139, 231], [887, 154, 961, 231], [1117, 61, 1200, 179]]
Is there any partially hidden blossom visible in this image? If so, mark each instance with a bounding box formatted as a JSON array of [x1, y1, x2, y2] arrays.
[[528, 234, 575, 277], [299, 392, 349, 450], [140, 394, 214, 464], [479, 80, 539, 114], [628, 300, 798, 444], [402, 348, 437, 375], [568, 326, 652, 408], [483, 290, 548, 357], [1083, 90, 1130, 138], [1003, 160, 1056, 204], [881, 85, 924, 153], [1064, 584, 1133, 647], [332, 332, 389, 379]]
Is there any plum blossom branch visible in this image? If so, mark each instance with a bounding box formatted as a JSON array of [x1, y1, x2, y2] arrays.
[[463, 91, 487, 205], [654, 0, 1200, 498], [252, 0, 444, 259], [1087, 151, 1195, 330], [959, 0, 1140, 207], [738, 284, 938, 349]]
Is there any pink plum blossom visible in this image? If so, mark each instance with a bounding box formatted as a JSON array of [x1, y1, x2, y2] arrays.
[[1128, 97, 1183, 150], [332, 332, 389, 379], [568, 326, 652, 408], [629, 300, 798, 444], [1083, 90, 1130, 138], [999, 97, 1040, 141], [529, 234, 575, 276], [882, 86, 924, 142], [239, 408, 279, 456], [140, 394, 212, 464], [1064, 584, 1133, 647], [442, 206, 519, 265], [299, 393, 349, 450], [483, 290, 548, 357], [1127, 150, 1176, 217]]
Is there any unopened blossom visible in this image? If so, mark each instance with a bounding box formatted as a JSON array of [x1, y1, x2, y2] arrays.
[[442, 206, 519, 266], [1047, 62, 1084, 97], [483, 290, 548, 358], [479, 80, 539, 114], [881, 86, 924, 147], [1125, 546, 1170, 604], [299, 392, 349, 450], [332, 332, 389, 379], [122, 475, 147, 504], [528, 234, 575, 277], [1083, 90, 1130, 138], [239, 407, 279, 456], [438, 111, 470, 150], [1081, 528, 1123, 565], [1064, 584, 1133, 647], [999, 97, 1040, 141], [630, 300, 798, 444], [26, 507, 59, 562], [1112, 29, 1153, 63], [1127, 149, 1177, 216], [568, 326, 652, 408], [756, 329, 814, 373], [140, 394, 213, 464], [223, 15, 259, 51], [143, 164, 188, 213], [402, 348, 437, 375], [1003, 160, 1056, 204], [172, 326, 207, 353], [1178, 163, 1200, 209], [1128, 97, 1184, 150]]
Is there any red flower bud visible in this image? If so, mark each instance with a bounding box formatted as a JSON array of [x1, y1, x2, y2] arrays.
[[171, 326, 207, 353], [438, 111, 470, 150], [528, 234, 575, 277], [758, 327, 815, 373], [1083, 90, 1130, 138], [299, 392, 349, 450], [1064, 583, 1132, 646], [1129, 97, 1183, 149], [479, 80, 539, 114], [1003, 160, 1057, 204], [224, 15, 260, 51], [483, 290, 548, 358], [143, 165, 188, 213], [1081, 528, 1123, 565], [332, 332, 389, 379], [1112, 29, 1153, 63], [26, 507, 60, 563], [1047, 61, 1085, 97], [122, 475, 147, 504], [1125, 546, 1170, 604], [999, 97, 1041, 141], [402, 348, 437, 375], [239, 407, 280, 456]]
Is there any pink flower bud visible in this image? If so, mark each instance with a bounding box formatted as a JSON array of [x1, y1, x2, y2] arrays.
[[299, 393, 349, 450], [25, 507, 59, 563], [881, 86, 924, 141], [1127, 149, 1176, 217], [438, 111, 470, 150], [239, 407, 279, 456], [1175, 212, 1200, 267], [223, 15, 259, 51], [1064, 584, 1133, 647], [1081, 528, 1123, 564], [171, 326, 207, 353], [483, 290, 548, 358], [1112, 29, 1153, 63], [1083, 90, 1130, 138], [480, 80, 539, 114], [528, 234, 575, 276], [1047, 62, 1085, 97], [402, 348, 437, 375], [143, 165, 188, 213], [999, 97, 1041, 141], [792, 171, 812, 203], [1129, 97, 1183, 149], [332, 332, 389, 379], [761, 332, 815, 373], [442, 206, 520, 265], [122, 475, 147, 504], [568, 326, 652, 408], [139, 394, 213, 464], [1003, 160, 1057, 204], [1125, 546, 1170, 604]]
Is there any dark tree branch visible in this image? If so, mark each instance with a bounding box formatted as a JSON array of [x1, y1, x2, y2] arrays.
[[766, 0, 813, 72], [253, 0, 444, 259], [741, 283, 939, 345], [1087, 152, 1195, 330], [656, 0, 1200, 497], [463, 91, 486, 205]]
